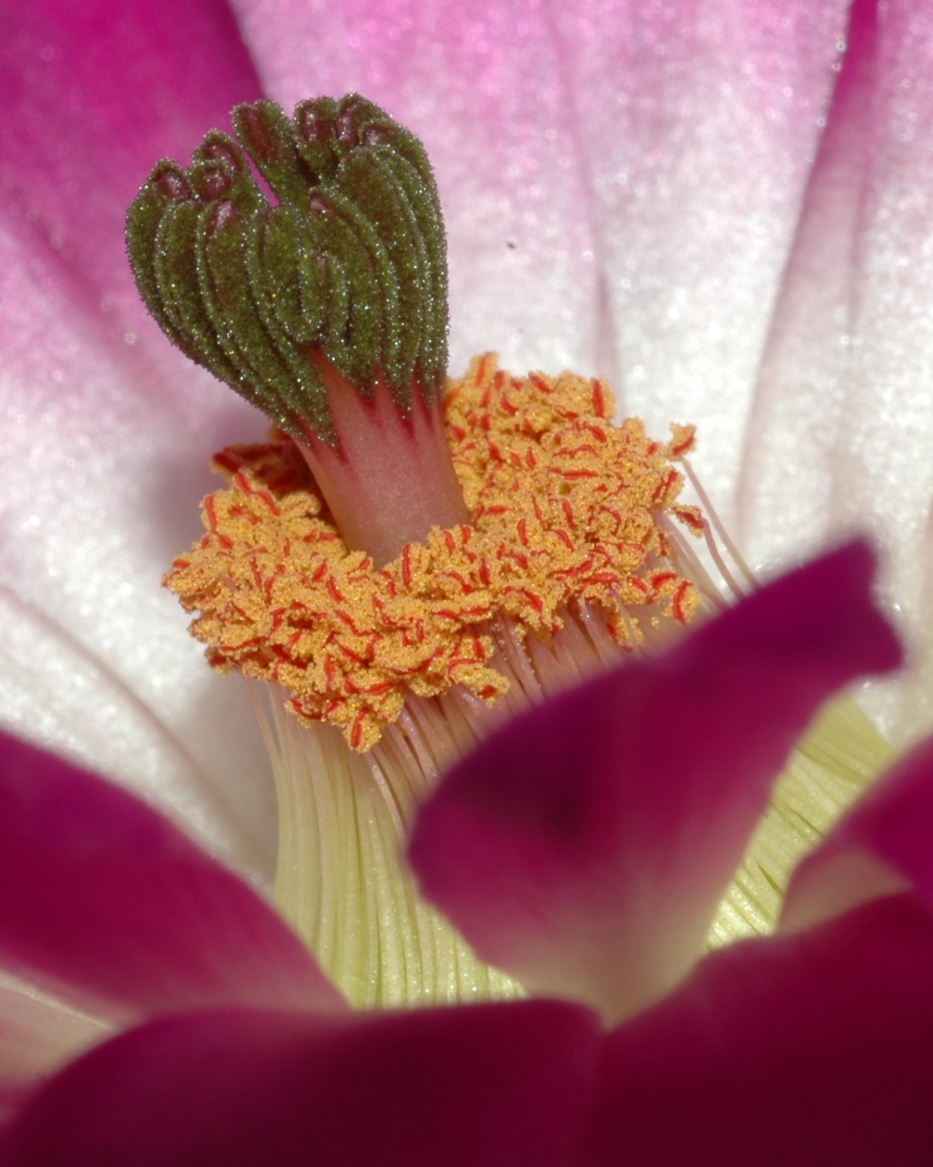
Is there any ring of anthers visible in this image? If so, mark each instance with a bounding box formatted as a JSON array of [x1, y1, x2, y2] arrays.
[[166, 354, 704, 751]]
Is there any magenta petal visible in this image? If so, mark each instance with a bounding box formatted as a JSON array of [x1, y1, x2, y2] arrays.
[[409, 542, 901, 1021], [0, 999, 600, 1167], [0, 0, 261, 315], [585, 895, 933, 1166], [0, 1079, 34, 1135], [782, 732, 933, 932], [0, 975, 110, 1077], [0, 732, 343, 1019]]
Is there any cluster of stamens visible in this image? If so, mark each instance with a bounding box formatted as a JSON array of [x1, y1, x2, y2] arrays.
[[167, 354, 704, 750]]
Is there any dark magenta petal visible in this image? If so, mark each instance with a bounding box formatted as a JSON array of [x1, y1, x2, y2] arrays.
[[0, 732, 344, 1019], [0, 1079, 35, 1134], [409, 542, 901, 1021], [782, 732, 933, 932], [585, 895, 933, 1166], [0, 999, 600, 1167]]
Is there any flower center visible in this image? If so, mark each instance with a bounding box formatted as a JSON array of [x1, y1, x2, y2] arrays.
[[166, 355, 706, 752], [127, 93, 731, 1005]]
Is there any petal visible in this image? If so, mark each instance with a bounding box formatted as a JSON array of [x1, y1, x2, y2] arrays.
[[0, 0, 278, 878], [0, 971, 110, 1078], [232, 0, 847, 503], [543, 0, 851, 514], [740, 0, 933, 743], [0, 1000, 599, 1167], [781, 731, 933, 933], [0, 732, 344, 1020], [0, 0, 260, 302], [409, 542, 901, 1022], [0, 1080, 34, 1134], [585, 895, 933, 1166]]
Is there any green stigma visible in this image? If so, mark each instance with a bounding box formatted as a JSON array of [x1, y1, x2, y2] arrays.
[[126, 94, 449, 443]]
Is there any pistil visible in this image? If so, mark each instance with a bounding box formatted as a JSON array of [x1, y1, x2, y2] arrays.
[[297, 360, 469, 567], [126, 93, 460, 566]]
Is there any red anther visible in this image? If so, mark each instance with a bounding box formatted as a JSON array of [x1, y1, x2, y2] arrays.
[[401, 545, 413, 589], [672, 579, 691, 622], [555, 467, 599, 480], [651, 469, 678, 504]]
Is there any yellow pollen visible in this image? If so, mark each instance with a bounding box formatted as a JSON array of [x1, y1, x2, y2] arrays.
[[166, 355, 704, 751]]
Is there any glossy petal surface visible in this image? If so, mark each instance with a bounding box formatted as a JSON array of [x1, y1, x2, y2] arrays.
[[0, 1000, 599, 1167], [0, 733, 343, 1021], [0, 0, 276, 879], [586, 895, 933, 1166], [0, 972, 110, 1078], [410, 543, 901, 1020]]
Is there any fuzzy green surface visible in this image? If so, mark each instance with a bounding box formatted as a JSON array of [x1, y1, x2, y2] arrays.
[[126, 94, 448, 442]]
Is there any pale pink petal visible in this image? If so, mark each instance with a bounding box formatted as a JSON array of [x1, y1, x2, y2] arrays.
[[410, 542, 901, 1022], [0, 1000, 599, 1166], [782, 732, 933, 933], [585, 895, 933, 1166], [541, 0, 851, 513], [0, 0, 278, 879], [740, 0, 933, 742], [232, 0, 847, 504], [0, 732, 344, 1021], [0, 971, 111, 1078]]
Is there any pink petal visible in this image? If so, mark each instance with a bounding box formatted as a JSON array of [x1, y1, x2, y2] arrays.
[[0, 1000, 600, 1167], [0, 1, 278, 878], [0, 0, 260, 315], [409, 542, 901, 1022], [0, 972, 111, 1077], [782, 732, 933, 933], [585, 895, 933, 1166], [232, 0, 847, 490], [0, 732, 344, 1020], [740, 0, 933, 743]]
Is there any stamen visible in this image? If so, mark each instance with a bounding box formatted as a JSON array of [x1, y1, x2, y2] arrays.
[[166, 356, 713, 752]]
